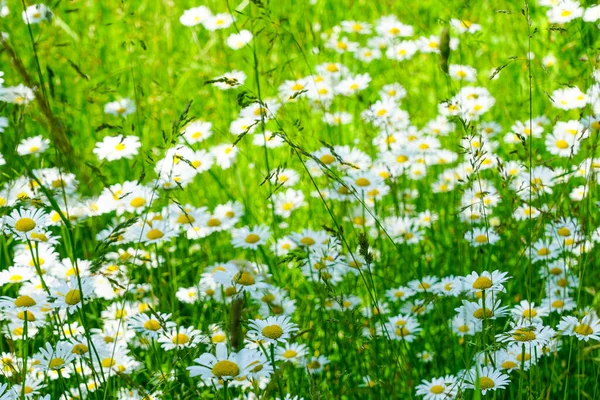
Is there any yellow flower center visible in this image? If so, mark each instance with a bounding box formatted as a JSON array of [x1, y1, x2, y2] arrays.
[[512, 329, 536, 342], [172, 333, 189, 345], [551, 300, 564, 308], [522, 309, 537, 318], [262, 325, 283, 339], [49, 357, 65, 369], [231, 271, 255, 286], [300, 237, 315, 246], [65, 289, 81, 305], [355, 178, 371, 187], [458, 325, 470, 333], [14, 296, 36, 308], [130, 197, 146, 208], [430, 385, 445, 394], [245, 234, 261, 244], [144, 320, 161, 331], [72, 344, 89, 354], [283, 349, 297, 359], [575, 324, 593, 336], [101, 358, 115, 368], [146, 229, 164, 240], [212, 360, 240, 378], [207, 218, 222, 227], [555, 140, 569, 149], [473, 307, 493, 319], [17, 311, 35, 321], [472, 276, 492, 290], [15, 217, 36, 232], [115, 143, 126, 151], [501, 360, 518, 369], [480, 377, 495, 390], [474, 235, 488, 243]]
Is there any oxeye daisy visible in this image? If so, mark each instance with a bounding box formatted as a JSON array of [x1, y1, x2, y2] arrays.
[[496, 322, 556, 347], [51, 277, 95, 314], [3, 208, 49, 240], [128, 312, 174, 339], [511, 300, 549, 323], [104, 98, 136, 117], [34, 341, 76, 372], [415, 375, 459, 400], [158, 326, 206, 351], [188, 343, 255, 381], [557, 311, 600, 341], [0, 266, 35, 286], [213, 263, 269, 295], [275, 343, 308, 365], [461, 270, 509, 293], [459, 298, 509, 322], [306, 355, 329, 374], [463, 366, 510, 395], [231, 225, 271, 250], [248, 316, 298, 345], [179, 6, 211, 26], [93, 135, 141, 162]]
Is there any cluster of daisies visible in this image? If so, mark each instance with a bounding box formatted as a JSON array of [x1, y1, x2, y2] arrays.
[[1, 1, 600, 399]]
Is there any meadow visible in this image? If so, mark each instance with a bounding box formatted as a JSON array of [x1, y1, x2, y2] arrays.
[[1, 0, 600, 398]]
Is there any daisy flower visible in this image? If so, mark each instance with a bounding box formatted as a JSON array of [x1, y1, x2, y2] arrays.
[[93, 135, 141, 161], [231, 225, 271, 249], [34, 341, 76, 372], [557, 311, 600, 341], [22, 4, 51, 24], [306, 355, 329, 374], [275, 343, 308, 365], [3, 208, 49, 240], [461, 270, 509, 293], [158, 326, 206, 351], [187, 343, 256, 381], [16, 135, 49, 156], [179, 6, 211, 27], [463, 366, 510, 395], [415, 375, 459, 400], [128, 312, 175, 339], [51, 277, 95, 314], [226, 30, 253, 50], [104, 98, 136, 117], [247, 316, 298, 345]]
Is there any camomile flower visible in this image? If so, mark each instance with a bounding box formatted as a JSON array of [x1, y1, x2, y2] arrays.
[[270, 237, 298, 256], [458, 298, 509, 323], [341, 20, 372, 34], [213, 263, 269, 295], [128, 312, 175, 338], [557, 311, 600, 341], [181, 120, 213, 143], [203, 13, 235, 30], [496, 321, 556, 347], [464, 228, 500, 247], [104, 98, 136, 117], [179, 6, 211, 27], [231, 225, 271, 250], [376, 15, 413, 38], [449, 64, 477, 82], [125, 220, 178, 245], [547, 1, 584, 23], [248, 316, 298, 345], [211, 143, 239, 169], [16, 135, 50, 156], [0, 266, 35, 286], [511, 300, 549, 323], [51, 277, 95, 314], [461, 270, 509, 293], [11, 376, 45, 398], [275, 343, 308, 365], [387, 314, 421, 342], [0, 84, 35, 105], [551, 86, 588, 110], [93, 135, 141, 161], [273, 189, 305, 218], [226, 30, 253, 50], [385, 286, 416, 302], [188, 343, 256, 381], [306, 355, 329, 374], [545, 131, 579, 157], [34, 341, 76, 372], [22, 4, 51, 24], [415, 375, 459, 400], [3, 208, 49, 240], [463, 366, 509, 395], [158, 326, 206, 351]]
